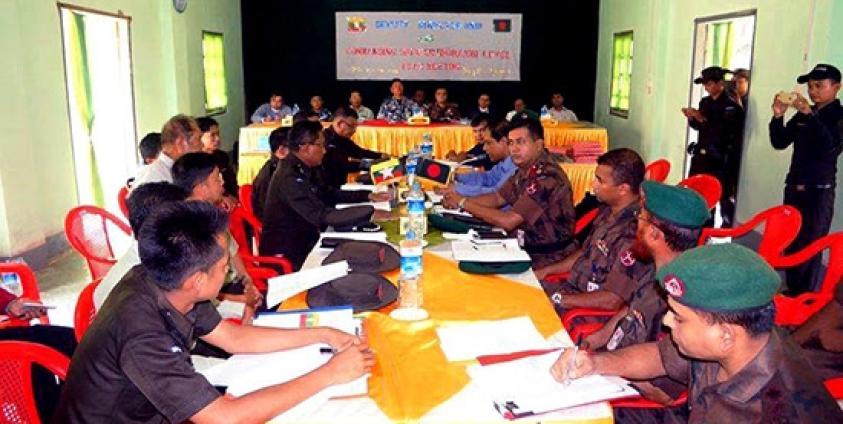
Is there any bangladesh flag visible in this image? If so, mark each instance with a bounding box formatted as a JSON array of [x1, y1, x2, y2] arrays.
[[416, 159, 452, 185]]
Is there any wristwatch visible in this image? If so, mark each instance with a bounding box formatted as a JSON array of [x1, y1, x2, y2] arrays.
[[458, 197, 467, 211]]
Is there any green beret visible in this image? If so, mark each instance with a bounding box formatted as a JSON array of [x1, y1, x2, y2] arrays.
[[641, 180, 709, 228], [428, 213, 473, 233], [657, 244, 781, 312], [459, 260, 532, 275]]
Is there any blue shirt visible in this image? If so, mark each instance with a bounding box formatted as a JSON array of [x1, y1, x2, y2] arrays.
[[454, 156, 516, 196], [251, 103, 293, 123], [377, 96, 415, 122]]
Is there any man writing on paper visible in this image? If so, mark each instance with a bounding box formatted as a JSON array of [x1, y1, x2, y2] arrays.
[[551, 244, 843, 423], [440, 120, 515, 200], [445, 113, 496, 170], [457, 119, 576, 269], [55, 201, 374, 423]]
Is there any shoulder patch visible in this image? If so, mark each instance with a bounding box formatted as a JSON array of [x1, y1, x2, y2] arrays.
[[620, 250, 636, 267], [663, 274, 686, 297]]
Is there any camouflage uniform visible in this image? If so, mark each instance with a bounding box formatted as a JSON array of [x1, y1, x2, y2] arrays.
[[498, 150, 577, 269], [428, 102, 461, 122]]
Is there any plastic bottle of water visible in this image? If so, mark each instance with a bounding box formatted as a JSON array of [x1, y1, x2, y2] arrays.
[[420, 133, 434, 160], [405, 146, 420, 184], [407, 181, 427, 238], [399, 230, 423, 279], [540, 105, 549, 118], [291, 103, 300, 115]]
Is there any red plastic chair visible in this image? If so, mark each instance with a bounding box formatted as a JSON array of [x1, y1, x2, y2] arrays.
[[678, 174, 721, 210], [228, 207, 292, 292], [773, 232, 843, 326], [0, 341, 70, 424], [0, 263, 49, 327], [542, 209, 600, 285], [73, 279, 101, 342], [826, 377, 843, 400], [699, 205, 802, 265], [65, 205, 133, 280], [644, 159, 671, 183], [239, 184, 257, 221], [611, 391, 688, 409], [117, 186, 130, 220]]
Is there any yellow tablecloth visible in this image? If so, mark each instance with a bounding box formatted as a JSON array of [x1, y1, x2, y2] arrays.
[[280, 253, 611, 423], [238, 121, 607, 160]]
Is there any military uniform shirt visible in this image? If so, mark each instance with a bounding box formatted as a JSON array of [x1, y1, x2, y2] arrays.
[[657, 331, 843, 423], [688, 93, 745, 164], [322, 126, 382, 189], [428, 102, 461, 122], [498, 150, 577, 269], [54, 265, 223, 423], [377, 96, 416, 122]]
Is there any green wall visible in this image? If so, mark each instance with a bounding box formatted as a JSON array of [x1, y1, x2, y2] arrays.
[[595, 0, 843, 230], [0, 0, 244, 258]]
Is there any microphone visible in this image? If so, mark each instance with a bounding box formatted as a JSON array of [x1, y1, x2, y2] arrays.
[[460, 154, 487, 165]]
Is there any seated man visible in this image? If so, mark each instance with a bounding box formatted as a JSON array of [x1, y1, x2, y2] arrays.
[[95, 182, 188, 311], [579, 181, 710, 405], [551, 244, 843, 423], [458, 119, 576, 269], [427, 87, 461, 122], [440, 120, 515, 199], [250, 91, 292, 123], [546, 92, 578, 122], [260, 121, 390, 270], [197, 116, 239, 210], [445, 113, 496, 170], [412, 88, 428, 110], [133, 115, 202, 187], [309, 95, 332, 121], [468, 93, 497, 120], [534, 149, 644, 303], [54, 201, 373, 423], [252, 127, 290, 221], [377, 78, 415, 122], [505, 98, 539, 121], [791, 278, 843, 380], [139, 132, 161, 165], [349, 90, 374, 121], [321, 107, 387, 190]]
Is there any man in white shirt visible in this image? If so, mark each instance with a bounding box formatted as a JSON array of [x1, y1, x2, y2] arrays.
[[133, 115, 203, 187], [546, 92, 578, 122], [349, 91, 374, 121]]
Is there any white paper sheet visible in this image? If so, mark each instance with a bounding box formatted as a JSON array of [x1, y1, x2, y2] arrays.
[[265, 261, 349, 307], [436, 316, 553, 362], [432, 205, 472, 217], [319, 232, 389, 244], [215, 300, 246, 320], [467, 351, 638, 416], [335, 202, 391, 212], [425, 190, 444, 204], [253, 306, 358, 336], [450, 239, 531, 263]]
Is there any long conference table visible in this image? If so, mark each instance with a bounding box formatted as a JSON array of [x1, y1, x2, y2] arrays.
[[236, 120, 604, 204], [273, 240, 615, 423]]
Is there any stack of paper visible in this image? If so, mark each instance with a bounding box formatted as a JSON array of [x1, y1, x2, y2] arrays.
[[451, 239, 531, 263], [436, 316, 555, 362], [432, 205, 472, 217], [335, 201, 391, 212], [467, 351, 638, 418], [265, 261, 349, 307], [319, 232, 388, 243]]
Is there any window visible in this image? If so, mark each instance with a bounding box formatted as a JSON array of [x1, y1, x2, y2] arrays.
[[609, 31, 633, 117], [202, 31, 227, 113]]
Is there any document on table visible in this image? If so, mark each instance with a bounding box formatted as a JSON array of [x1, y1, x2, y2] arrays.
[[467, 351, 638, 418], [436, 316, 555, 362], [335, 201, 391, 212], [215, 300, 246, 320], [432, 204, 472, 217], [265, 261, 349, 307], [425, 190, 444, 204], [319, 232, 388, 243], [253, 305, 359, 336], [450, 239, 531, 262]]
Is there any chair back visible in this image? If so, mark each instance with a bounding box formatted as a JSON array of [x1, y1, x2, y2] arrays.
[[0, 341, 70, 424], [228, 206, 263, 257], [773, 232, 843, 296], [575, 208, 599, 235], [117, 186, 130, 220], [0, 263, 49, 326], [678, 174, 721, 209], [74, 279, 101, 342], [239, 184, 256, 219], [65, 205, 133, 280], [700, 205, 802, 265], [644, 159, 671, 183]]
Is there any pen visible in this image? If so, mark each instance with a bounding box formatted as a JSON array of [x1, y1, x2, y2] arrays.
[[319, 347, 335, 354], [564, 334, 583, 386]]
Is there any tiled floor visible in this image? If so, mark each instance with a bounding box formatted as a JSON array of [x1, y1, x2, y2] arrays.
[[35, 249, 90, 327]]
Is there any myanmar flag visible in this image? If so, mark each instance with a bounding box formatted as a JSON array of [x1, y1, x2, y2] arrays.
[[370, 158, 405, 185]]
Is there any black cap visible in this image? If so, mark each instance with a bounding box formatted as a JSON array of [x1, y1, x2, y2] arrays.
[[322, 241, 400, 273], [306, 273, 398, 312], [797, 64, 841, 83], [694, 66, 730, 84]]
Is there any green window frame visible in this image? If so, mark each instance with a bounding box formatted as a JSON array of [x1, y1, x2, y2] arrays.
[[609, 31, 633, 118], [202, 31, 227, 114]]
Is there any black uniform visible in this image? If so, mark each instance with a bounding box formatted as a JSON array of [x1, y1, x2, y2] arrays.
[[770, 99, 843, 294], [322, 126, 382, 189], [259, 154, 374, 270], [251, 156, 279, 221], [688, 93, 745, 226]]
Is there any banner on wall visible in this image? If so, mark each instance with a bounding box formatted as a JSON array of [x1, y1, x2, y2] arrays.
[[335, 12, 522, 81]]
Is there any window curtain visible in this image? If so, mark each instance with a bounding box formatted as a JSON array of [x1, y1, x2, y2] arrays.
[[707, 22, 734, 69], [67, 12, 104, 206]]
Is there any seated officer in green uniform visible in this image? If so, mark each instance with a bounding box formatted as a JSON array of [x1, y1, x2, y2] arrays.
[[534, 148, 644, 301], [458, 118, 577, 269], [579, 181, 710, 405], [54, 201, 374, 423], [551, 244, 843, 423], [260, 120, 390, 270]]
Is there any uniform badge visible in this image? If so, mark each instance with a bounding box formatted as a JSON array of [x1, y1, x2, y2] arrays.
[[596, 240, 609, 256], [586, 281, 599, 292], [607, 328, 624, 351], [620, 250, 636, 267], [663, 274, 686, 297], [551, 292, 562, 305], [632, 309, 644, 325], [526, 181, 538, 195]]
